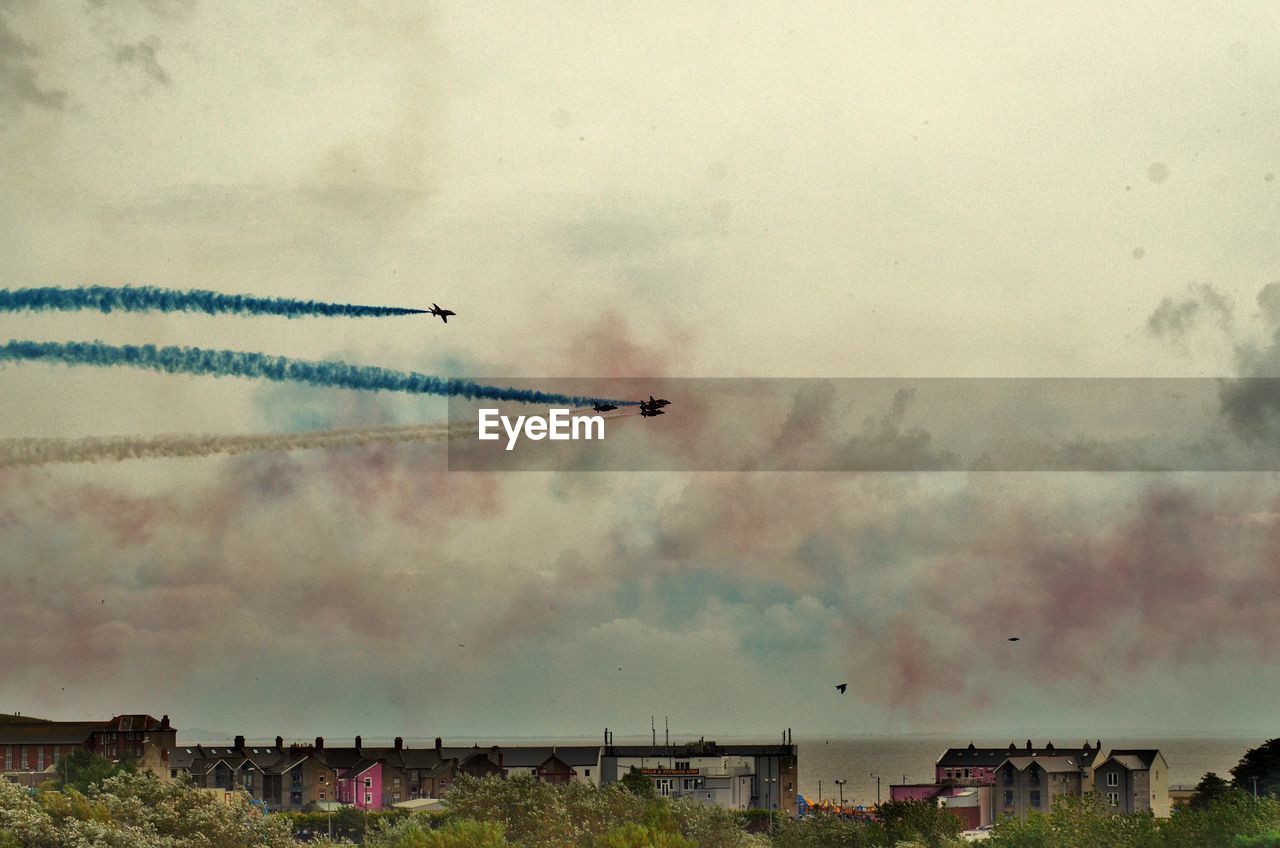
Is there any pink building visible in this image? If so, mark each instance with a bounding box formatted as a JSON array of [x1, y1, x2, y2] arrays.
[[336, 760, 382, 810]]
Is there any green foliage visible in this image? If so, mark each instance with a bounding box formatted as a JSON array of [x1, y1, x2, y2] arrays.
[[1232, 834, 1280, 848], [1232, 740, 1280, 798], [620, 767, 656, 799], [1163, 792, 1280, 848], [988, 793, 1161, 848], [984, 791, 1280, 848], [54, 747, 135, 793], [875, 800, 965, 847], [767, 813, 885, 848], [595, 822, 697, 848], [1194, 774, 1239, 809], [0, 770, 295, 847], [441, 775, 757, 848], [278, 806, 410, 841], [364, 816, 507, 848]]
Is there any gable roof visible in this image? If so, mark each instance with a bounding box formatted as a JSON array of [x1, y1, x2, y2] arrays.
[[1000, 756, 1087, 774], [1097, 750, 1163, 771]]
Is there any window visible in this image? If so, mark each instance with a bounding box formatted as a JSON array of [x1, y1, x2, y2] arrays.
[[1030, 791, 1041, 808], [1004, 768, 1013, 786], [364, 777, 372, 788], [364, 792, 372, 805], [319, 790, 326, 800], [393, 793, 401, 802], [1029, 767, 1040, 786], [291, 771, 302, 788], [3, 749, 10, 770], [1004, 790, 1014, 807], [675, 761, 690, 770], [394, 777, 400, 787], [290, 792, 302, 804], [37, 749, 45, 770], [683, 779, 697, 790], [585, 769, 591, 778], [656, 779, 672, 797], [319, 773, 326, 783], [1107, 772, 1119, 787], [1107, 792, 1119, 807], [964, 768, 972, 778], [170, 769, 177, 779]]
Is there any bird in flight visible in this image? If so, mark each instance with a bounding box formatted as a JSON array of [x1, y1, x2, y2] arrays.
[[836, 683, 848, 694], [1007, 637, 1020, 642]]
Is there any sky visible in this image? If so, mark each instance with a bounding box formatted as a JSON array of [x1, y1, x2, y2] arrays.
[[1, 1, 1279, 742]]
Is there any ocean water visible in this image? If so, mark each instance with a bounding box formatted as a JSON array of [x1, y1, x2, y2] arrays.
[[795, 737, 1266, 807]]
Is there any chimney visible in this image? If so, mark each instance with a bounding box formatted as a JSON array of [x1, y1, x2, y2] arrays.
[[1008, 742, 1016, 752], [234, 735, 245, 750], [435, 737, 442, 754], [1046, 742, 1055, 753], [1096, 740, 1102, 751], [275, 736, 284, 750], [355, 736, 362, 752], [1083, 740, 1091, 751], [1026, 739, 1033, 751], [160, 715, 170, 730], [394, 737, 403, 751], [315, 737, 324, 750]]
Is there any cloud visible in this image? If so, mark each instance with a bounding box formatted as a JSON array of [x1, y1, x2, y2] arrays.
[[114, 36, 168, 85], [0, 11, 69, 115], [1146, 283, 1233, 344]]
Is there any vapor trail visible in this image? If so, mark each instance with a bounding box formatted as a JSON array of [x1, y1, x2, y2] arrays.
[[0, 340, 633, 407], [0, 286, 429, 318], [0, 423, 462, 468]]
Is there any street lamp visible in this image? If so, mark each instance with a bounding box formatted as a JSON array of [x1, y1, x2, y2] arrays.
[[764, 777, 778, 835], [870, 773, 882, 805], [834, 778, 847, 809]]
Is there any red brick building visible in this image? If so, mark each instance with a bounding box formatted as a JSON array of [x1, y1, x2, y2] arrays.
[[0, 713, 176, 778]]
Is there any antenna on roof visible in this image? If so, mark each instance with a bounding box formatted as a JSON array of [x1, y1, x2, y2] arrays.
[[651, 716, 656, 750]]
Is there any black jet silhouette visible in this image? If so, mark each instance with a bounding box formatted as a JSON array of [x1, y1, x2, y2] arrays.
[[639, 407, 665, 417], [836, 683, 848, 694], [593, 403, 618, 412], [427, 303, 455, 323], [1007, 637, 1020, 642], [645, 395, 670, 407]]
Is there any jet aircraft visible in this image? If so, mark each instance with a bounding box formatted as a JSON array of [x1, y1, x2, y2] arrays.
[[427, 303, 455, 323], [592, 403, 618, 412]]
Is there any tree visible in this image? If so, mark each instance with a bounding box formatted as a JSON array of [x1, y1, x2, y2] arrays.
[[595, 823, 696, 848], [1232, 740, 1280, 798], [1194, 773, 1238, 809], [620, 767, 656, 799], [55, 747, 134, 793], [876, 799, 964, 847]]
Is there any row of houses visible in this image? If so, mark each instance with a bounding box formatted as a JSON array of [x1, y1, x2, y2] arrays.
[[1, 713, 798, 815], [890, 740, 1170, 829]]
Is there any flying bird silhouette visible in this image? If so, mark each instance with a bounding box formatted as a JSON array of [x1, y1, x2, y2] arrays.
[[836, 683, 848, 694], [1008, 637, 1021, 642]]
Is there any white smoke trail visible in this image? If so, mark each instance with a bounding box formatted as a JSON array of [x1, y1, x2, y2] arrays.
[[0, 423, 462, 468]]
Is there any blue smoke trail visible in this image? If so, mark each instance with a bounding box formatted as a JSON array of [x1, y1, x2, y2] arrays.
[[0, 285, 429, 318], [0, 340, 635, 407]]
